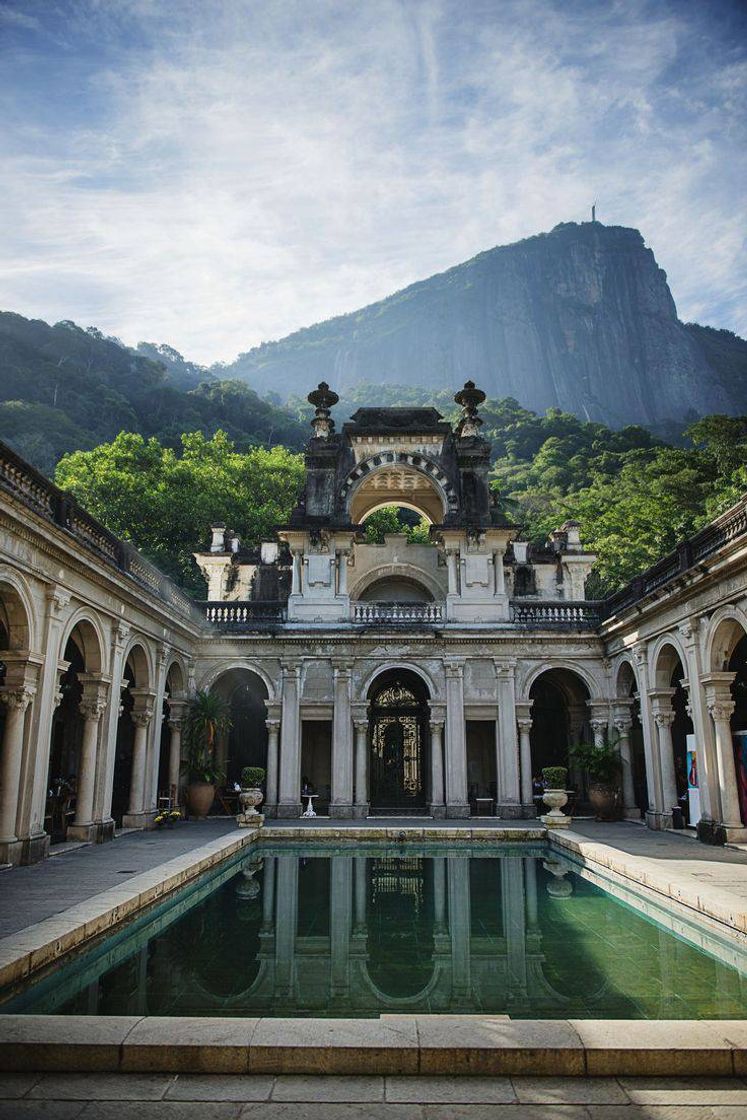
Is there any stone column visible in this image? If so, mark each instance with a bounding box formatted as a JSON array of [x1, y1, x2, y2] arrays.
[[524, 856, 538, 929], [634, 644, 664, 823], [703, 673, 747, 842], [261, 854, 276, 932], [69, 675, 110, 839], [166, 698, 187, 798], [495, 660, 520, 817], [445, 549, 459, 595], [278, 662, 302, 818], [679, 619, 717, 825], [515, 700, 534, 816], [444, 661, 469, 817], [502, 858, 528, 1010], [0, 685, 35, 859], [330, 855, 353, 1003], [331, 660, 353, 818], [264, 706, 281, 817], [649, 689, 678, 820], [352, 706, 369, 819], [354, 855, 367, 932], [447, 855, 471, 1004], [24, 588, 70, 861], [433, 855, 447, 933], [274, 855, 299, 1001], [290, 549, 303, 596], [125, 690, 155, 826], [429, 707, 446, 818], [612, 701, 638, 819], [145, 645, 170, 815], [98, 622, 131, 834], [493, 547, 506, 597]]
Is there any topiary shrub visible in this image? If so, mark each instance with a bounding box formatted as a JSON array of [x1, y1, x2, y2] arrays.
[[240, 766, 266, 789], [542, 766, 568, 789]]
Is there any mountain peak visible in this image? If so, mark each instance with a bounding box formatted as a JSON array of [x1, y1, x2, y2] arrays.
[[222, 222, 736, 426]]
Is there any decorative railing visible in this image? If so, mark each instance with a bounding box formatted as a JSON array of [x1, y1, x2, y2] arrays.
[[0, 438, 196, 622], [203, 601, 287, 627], [510, 600, 603, 628], [353, 601, 444, 624]]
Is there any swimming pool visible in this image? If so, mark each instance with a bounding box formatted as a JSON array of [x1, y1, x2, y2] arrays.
[[2, 843, 745, 1019]]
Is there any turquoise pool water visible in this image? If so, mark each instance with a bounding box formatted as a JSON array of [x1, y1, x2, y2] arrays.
[[2, 844, 745, 1019]]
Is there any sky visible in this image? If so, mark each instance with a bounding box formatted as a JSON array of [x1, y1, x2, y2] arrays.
[[0, 0, 745, 365]]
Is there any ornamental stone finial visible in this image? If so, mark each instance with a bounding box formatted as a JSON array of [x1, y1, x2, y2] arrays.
[[454, 380, 486, 438], [307, 381, 339, 440]]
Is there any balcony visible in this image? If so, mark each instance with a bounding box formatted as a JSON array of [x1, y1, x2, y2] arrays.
[[510, 600, 603, 629], [353, 601, 444, 625], [203, 601, 287, 629]]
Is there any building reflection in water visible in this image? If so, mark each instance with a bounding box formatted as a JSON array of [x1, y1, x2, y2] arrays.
[[19, 850, 747, 1020]]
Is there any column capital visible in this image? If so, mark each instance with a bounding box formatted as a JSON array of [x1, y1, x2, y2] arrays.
[[167, 697, 188, 722], [45, 586, 71, 616], [493, 658, 517, 679], [632, 643, 648, 668], [613, 715, 633, 734], [280, 660, 302, 680], [0, 685, 35, 712], [515, 700, 533, 719], [707, 697, 735, 723], [653, 709, 675, 729], [79, 674, 111, 723], [353, 718, 369, 733], [700, 671, 736, 703], [589, 717, 608, 733], [265, 718, 281, 733], [113, 621, 131, 648], [677, 616, 701, 644], [516, 717, 532, 733], [428, 719, 445, 734], [444, 659, 465, 679], [130, 687, 157, 727]]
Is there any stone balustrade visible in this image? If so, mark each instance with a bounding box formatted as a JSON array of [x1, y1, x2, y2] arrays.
[[353, 601, 444, 624]]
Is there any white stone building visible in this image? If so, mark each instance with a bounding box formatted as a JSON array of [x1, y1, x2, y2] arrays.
[[1, 381, 746, 865]]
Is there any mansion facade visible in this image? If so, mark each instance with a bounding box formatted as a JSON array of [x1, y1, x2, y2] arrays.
[[1, 381, 746, 865]]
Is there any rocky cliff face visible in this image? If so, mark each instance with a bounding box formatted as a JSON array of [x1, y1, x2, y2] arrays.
[[226, 222, 739, 427]]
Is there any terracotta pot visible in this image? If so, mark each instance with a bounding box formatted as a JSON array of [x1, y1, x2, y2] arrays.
[[187, 781, 215, 819], [588, 782, 619, 821]]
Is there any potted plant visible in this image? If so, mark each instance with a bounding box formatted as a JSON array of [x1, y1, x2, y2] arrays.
[[570, 734, 622, 820], [540, 765, 571, 827], [238, 766, 266, 826], [182, 690, 230, 819]]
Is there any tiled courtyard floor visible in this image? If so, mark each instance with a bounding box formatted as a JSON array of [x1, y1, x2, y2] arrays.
[[1, 1072, 747, 1117]]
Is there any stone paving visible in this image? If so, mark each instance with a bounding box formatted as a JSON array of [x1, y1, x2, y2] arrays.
[[1, 1072, 747, 1117], [0, 819, 237, 938]]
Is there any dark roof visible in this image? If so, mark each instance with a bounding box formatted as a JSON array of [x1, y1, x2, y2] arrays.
[[344, 407, 449, 434]]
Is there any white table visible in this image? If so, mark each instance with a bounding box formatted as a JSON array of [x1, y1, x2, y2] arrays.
[[302, 793, 318, 818]]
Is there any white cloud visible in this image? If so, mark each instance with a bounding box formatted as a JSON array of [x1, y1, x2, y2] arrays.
[[0, 0, 744, 364]]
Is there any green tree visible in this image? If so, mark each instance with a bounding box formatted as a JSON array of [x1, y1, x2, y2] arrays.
[[55, 431, 304, 594]]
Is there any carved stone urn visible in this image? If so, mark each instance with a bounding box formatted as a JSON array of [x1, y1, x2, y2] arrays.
[[237, 787, 264, 827], [540, 788, 571, 828]]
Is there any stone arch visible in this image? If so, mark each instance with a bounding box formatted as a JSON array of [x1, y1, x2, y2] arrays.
[[350, 563, 444, 603], [121, 638, 154, 691], [705, 606, 747, 673], [649, 634, 688, 689], [59, 610, 107, 676], [197, 660, 277, 701], [615, 657, 639, 698], [341, 453, 457, 524], [526, 665, 592, 776], [359, 660, 438, 701], [0, 566, 36, 652], [520, 659, 602, 703], [367, 667, 431, 811], [164, 655, 188, 697], [210, 666, 270, 786]]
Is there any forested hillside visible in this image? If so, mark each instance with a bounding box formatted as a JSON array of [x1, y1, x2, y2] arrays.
[[0, 312, 306, 472], [54, 386, 747, 597]]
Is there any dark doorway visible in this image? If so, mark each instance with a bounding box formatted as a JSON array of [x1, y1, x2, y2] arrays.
[[369, 670, 429, 810]]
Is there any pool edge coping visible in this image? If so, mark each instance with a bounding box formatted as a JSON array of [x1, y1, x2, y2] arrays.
[[0, 1013, 745, 1076]]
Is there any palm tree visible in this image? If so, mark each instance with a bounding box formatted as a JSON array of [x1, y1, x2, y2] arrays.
[[183, 690, 231, 785]]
